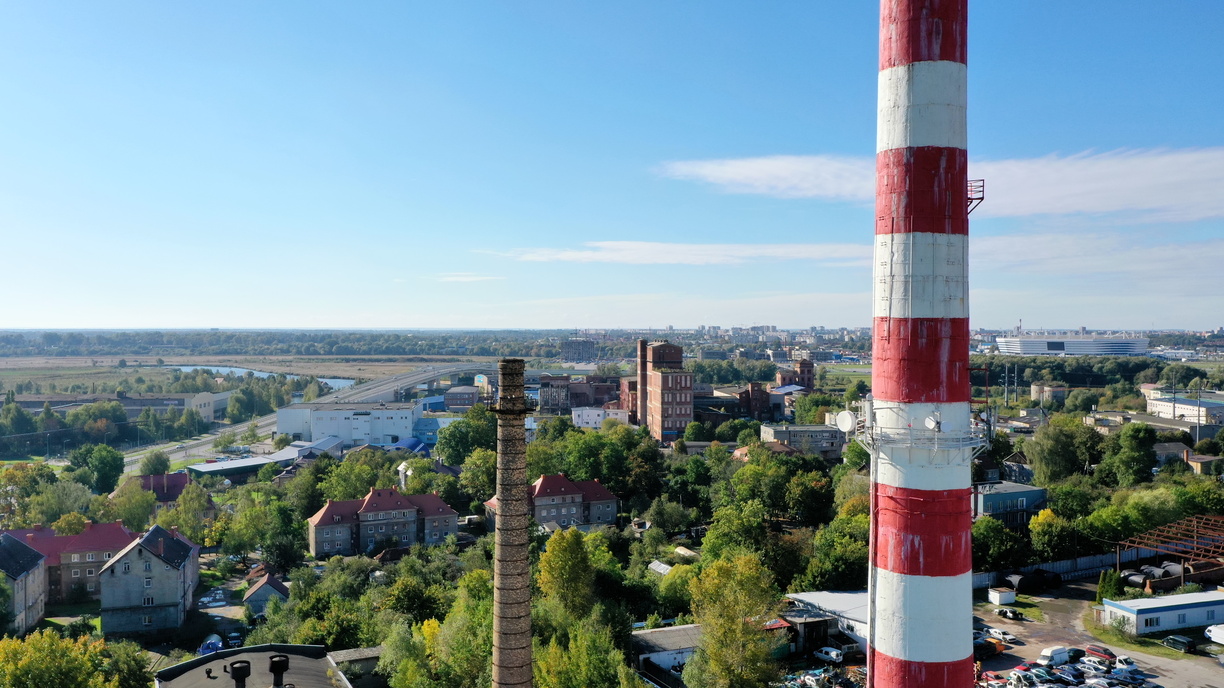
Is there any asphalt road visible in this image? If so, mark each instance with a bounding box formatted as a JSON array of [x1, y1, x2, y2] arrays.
[[977, 580, 1222, 688], [122, 361, 498, 468]]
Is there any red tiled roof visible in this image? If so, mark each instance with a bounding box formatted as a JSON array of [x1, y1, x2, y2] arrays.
[[574, 479, 617, 503], [530, 474, 582, 499], [138, 473, 192, 503], [308, 487, 457, 525], [244, 572, 290, 601], [359, 488, 411, 513], [1, 522, 138, 567], [306, 498, 363, 526], [407, 493, 458, 517]]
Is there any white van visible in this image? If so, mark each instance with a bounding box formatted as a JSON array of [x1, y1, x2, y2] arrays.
[[1037, 646, 1070, 667]]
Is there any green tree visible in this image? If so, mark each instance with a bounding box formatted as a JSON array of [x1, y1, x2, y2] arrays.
[[459, 448, 497, 506], [156, 482, 211, 544], [785, 471, 833, 527], [87, 445, 125, 493], [1064, 389, 1101, 413], [794, 393, 840, 425], [538, 528, 595, 617], [107, 480, 156, 531], [430, 570, 495, 688], [1028, 509, 1078, 562], [683, 552, 782, 688], [0, 629, 118, 688], [273, 433, 293, 450], [103, 640, 155, 688], [841, 440, 870, 470], [139, 450, 170, 476], [212, 431, 237, 452], [1026, 425, 1081, 486], [1194, 438, 1222, 456], [240, 422, 261, 445], [683, 422, 710, 442], [28, 481, 93, 526], [534, 618, 637, 688], [434, 404, 497, 465], [701, 500, 768, 561], [970, 515, 1026, 571], [793, 514, 869, 591], [51, 511, 89, 536]]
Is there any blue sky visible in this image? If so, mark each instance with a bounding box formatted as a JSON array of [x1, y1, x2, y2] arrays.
[[1, 2, 1221, 331]]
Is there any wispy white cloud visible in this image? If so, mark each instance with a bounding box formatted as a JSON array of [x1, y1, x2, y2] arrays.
[[973, 234, 1224, 276], [436, 273, 505, 283], [498, 240, 870, 266], [659, 155, 874, 200], [660, 147, 1224, 221]]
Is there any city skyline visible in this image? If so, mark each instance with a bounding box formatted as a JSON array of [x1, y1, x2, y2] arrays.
[[2, 2, 1220, 330]]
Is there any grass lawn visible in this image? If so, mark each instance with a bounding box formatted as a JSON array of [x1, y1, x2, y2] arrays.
[[45, 600, 102, 618], [973, 589, 1047, 623], [199, 569, 226, 587], [1080, 608, 1209, 661]]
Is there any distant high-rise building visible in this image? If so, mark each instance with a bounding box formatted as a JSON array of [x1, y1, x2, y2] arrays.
[[560, 339, 596, 362], [637, 341, 692, 443]]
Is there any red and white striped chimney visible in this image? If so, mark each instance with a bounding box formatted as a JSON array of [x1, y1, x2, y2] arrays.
[[868, 1, 973, 687]]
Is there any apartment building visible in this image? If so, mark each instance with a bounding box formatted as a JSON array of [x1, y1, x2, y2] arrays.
[[2, 522, 138, 603], [483, 474, 619, 531], [0, 533, 46, 635], [306, 487, 459, 557], [99, 525, 200, 634]]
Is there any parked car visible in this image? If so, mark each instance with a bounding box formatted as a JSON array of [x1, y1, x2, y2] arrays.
[[1160, 635, 1195, 653], [1008, 672, 1039, 688], [1083, 679, 1122, 688], [1065, 648, 1086, 663], [1205, 624, 1224, 644], [1029, 667, 1069, 685], [225, 632, 243, 648], [812, 647, 844, 663], [990, 628, 1018, 643], [1013, 661, 1041, 672], [1052, 665, 1083, 683], [1113, 656, 1138, 673], [1084, 645, 1117, 661], [973, 629, 989, 642], [997, 607, 1025, 620], [1081, 656, 1113, 673]]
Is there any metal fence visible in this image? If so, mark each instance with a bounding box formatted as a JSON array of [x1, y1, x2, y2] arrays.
[[972, 549, 1145, 589]]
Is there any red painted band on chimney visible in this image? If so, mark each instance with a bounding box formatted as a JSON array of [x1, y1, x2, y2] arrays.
[[871, 483, 972, 577], [871, 317, 971, 403], [879, 0, 967, 69], [875, 147, 968, 235], [868, 649, 975, 686]]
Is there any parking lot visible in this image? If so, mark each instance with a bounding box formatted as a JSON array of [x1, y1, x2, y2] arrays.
[[976, 581, 1223, 687]]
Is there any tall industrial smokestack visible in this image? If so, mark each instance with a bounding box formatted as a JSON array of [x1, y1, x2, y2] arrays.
[[492, 358, 532, 688], [636, 339, 648, 426], [868, 1, 974, 687]]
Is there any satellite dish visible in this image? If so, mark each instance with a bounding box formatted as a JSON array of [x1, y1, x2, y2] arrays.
[[924, 416, 941, 431], [835, 411, 857, 433]]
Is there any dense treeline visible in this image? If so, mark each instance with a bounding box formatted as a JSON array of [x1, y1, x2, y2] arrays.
[[683, 358, 778, 386], [968, 355, 1223, 390], [0, 331, 573, 358]]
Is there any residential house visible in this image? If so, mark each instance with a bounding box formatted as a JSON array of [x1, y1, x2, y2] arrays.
[[1000, 451, 1033, 484], [306, 487, 459, 558], [974, 481, 1047, 528], [0, 533, 46, 635], [243, 573, 290, 616], [759, 423, 845, 459], [99, 525, 200, 635], [1, 522, 138, 603], [123, 473, 217, 520], [1187, 454, 1224, 476], [1154, 442, 1193, 467], [483, 474, 619, 531]]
